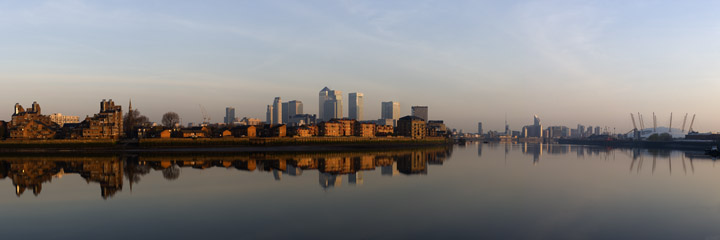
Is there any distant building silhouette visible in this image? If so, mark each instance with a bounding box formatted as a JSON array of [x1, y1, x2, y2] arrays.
[[411, 106, 428, 122], [272, 97, 282, 124], [319, 87, 343, 121], [224, 107, 235, 125], [349, 92, 363, 120]]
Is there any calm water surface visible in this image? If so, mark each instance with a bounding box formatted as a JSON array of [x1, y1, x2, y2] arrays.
[[2, 144, 720, 239]]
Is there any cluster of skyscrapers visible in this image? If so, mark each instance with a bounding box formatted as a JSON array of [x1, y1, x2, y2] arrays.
[[476, 115, 610, 140], [220, 87, 429, 128]]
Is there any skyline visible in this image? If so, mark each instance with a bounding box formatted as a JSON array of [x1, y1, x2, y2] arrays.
[[2, 1, 720, 132]]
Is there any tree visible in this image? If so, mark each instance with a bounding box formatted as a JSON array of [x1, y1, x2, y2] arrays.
[[161, 112, 180, 128], [124, 109, 150, 138], [162, 165, 180, 180]]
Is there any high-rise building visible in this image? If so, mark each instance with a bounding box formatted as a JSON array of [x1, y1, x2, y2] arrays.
[[381, 101, 400, 120], [348, 92, 363, 120], [284, 100, 303, 123], [224, 107, 235, 125], [282, 102, 289, 124], [319, 87, 342, 121], [522, 114, 543, 138], [477, 122, 483, 135], [266, 105, 273, 124], [411, 106, 429, 122], [272, 97, 282, 124]]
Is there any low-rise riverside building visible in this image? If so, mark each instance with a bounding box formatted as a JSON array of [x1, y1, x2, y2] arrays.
[[397, 115, 427, 139], [375, 125, 394, 137], [181, 127, 210, 138], [354, 122, 376, 137], [319, 122, 342, 137], [67, 99, 123, 139], [49, 113, 80, 127], [231, 125, 257, 137], [8, 102, 59, 139]]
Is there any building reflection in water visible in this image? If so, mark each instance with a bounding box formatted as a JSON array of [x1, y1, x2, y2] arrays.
[[476, 142, 710, 177], [0, 146, 453, 199], [0, 156, 123, 199]]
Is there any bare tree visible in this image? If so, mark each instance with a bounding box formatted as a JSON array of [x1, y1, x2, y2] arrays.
[[124, 109, 150, 138], [162, 112, 180, 128]]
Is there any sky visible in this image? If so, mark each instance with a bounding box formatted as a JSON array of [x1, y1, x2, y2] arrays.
[[1, 0, 720, 133]]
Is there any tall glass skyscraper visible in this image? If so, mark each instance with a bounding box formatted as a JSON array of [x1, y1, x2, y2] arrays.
[[349, 92, 363, 120], [224, 107, 235, 125], [319, 87, 342, 121]]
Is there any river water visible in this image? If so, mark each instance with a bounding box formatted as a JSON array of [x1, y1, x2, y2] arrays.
[[1, 143, 719, 239]]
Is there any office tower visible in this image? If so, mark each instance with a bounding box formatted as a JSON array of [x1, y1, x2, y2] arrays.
[[594, 126, 601, 135], [288, 100, 303, 117], [272, 97, 282, 124], [478, 122, 483, 135], [523, 114, 543, 138], [381, 101, 400, 120], [224, 107, 235, 125], [319, 87, 342, 121], [349, 92, 363, 120], [282, 102, 289, 124], [411, 106, 429, 122], [577, 124, 585, 138], [266, 105, 273, 124]]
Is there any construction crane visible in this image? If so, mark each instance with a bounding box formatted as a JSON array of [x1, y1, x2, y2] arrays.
[[681, 113, 688, 133], [199, 104, 211, 125], [688, 114, 696, 133], [630, 113, 638, 130]]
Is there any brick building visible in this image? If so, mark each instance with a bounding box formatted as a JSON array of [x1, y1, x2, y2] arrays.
[[69, 99, 123, 139], [397, 115, 427, 139], [354, 122, 376, 137], [7, 102, 59, 139]]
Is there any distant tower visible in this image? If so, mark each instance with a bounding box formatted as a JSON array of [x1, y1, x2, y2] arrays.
[[225, 107, 236, 125], [381, 101, 400, 120], [349, 92, 364, 120], [273, 97, 282, 124], [266, 105, 274, 124], [319, 87, 330, 121], [477, 122, 483, 135], [319, 87, 342, 121], [411, 106, 429, 122]]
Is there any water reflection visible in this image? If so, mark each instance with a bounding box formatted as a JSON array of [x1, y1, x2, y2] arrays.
[[0, 146, 453, 199], [477, 142, 713, 175]]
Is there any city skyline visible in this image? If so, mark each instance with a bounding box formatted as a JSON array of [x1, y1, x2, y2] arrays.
[[2, 1, 720, 132]]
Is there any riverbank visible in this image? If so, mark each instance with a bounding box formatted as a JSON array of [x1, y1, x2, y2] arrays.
[[0, 137, 452, 153]]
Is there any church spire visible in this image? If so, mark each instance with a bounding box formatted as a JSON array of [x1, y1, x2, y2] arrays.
[[129, 99, 132, 112]]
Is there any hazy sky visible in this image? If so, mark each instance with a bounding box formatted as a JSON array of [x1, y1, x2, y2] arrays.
[[2, 0, 720, 133]]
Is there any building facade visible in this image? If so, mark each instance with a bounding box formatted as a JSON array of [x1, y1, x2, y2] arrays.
[[397, 115, 427, 139], [349, 92, 363, 121], [8, 102, 59, 139], [272, 97, 282, 124], [266, 105, 273, 124], [224, 107, 235, 125], [411, 106, 429, 122], [319, 87, 343, 121], [49, 113, 80, 127], [381, 101, 400, 121]]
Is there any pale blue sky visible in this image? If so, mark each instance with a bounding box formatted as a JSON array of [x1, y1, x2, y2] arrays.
[[1, 0, 719, 132]]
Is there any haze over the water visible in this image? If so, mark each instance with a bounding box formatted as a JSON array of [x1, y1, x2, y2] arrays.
[[1, 0, 719, 132]]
